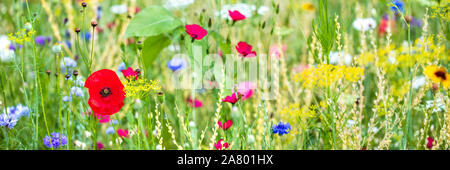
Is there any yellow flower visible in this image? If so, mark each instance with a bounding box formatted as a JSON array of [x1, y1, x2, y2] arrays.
[[294, 64, 364, 89], [122, 77, 162, 97], [424, 65, 450, 89], [301, 3, 315, 11]]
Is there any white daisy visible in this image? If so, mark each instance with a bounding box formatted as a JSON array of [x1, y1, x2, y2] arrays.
[[352, 18, 377, 31]]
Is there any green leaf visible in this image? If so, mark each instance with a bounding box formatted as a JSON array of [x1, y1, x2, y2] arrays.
[[125, 6, 182, 38], [142, 35, 171, 69]]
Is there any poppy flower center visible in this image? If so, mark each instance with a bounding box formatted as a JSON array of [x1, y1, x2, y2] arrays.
[[434, 70, 447, 80], [99, 87, 112, 97]]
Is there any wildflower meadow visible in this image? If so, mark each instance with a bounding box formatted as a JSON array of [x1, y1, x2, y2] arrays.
[[0, 0, 449, 151]]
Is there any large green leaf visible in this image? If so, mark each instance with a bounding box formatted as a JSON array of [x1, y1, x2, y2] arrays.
[[125, 6, 182, 38], [142, 35, 171, 69]]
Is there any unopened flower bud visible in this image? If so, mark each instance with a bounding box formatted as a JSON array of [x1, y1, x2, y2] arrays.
[[81, 2, 87, 8], [75, 28, 81, 33], [91, 21, 98, 27], [73, 70, 79, 77]]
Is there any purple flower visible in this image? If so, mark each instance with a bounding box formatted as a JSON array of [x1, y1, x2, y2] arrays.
[[9, 43, 21, 51], [35, 36, 51, 46], [43, 132, 68, 148]]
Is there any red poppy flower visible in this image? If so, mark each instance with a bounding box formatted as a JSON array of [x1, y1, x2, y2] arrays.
[[188, 98, 203, 108], [214, 139, 229, 150], [185, 24, 208, 40], [222, 92, 240, 104], [121, 67, 138, 80], [235, 41, 256, 57], [84, 69, 125, 116], [426, 137, 434, 149], [218, 120, 233, 130], [96, 142, 104, 150], [228, 10, 246, 21], [117, 129, 129, 138]]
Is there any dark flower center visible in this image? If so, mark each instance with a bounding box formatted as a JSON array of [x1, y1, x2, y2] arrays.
[[99, 87, 112, 97], [434, 70, 447, 80]]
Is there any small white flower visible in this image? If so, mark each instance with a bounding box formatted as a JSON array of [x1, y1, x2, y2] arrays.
[[74, 140, 87, 149], [329, 51, 352, 65], [156, 144, 163, 150], [167, 44, 180, 52], [247, 134, 255, 144], [346, 120, 356, 127], [84, 131, 92, 137], [189, 121, 196, 128], [257, 6, 270, 16], [110, 4, 128, 14], [412, 76, 426, 89], [52, 43, 62, 53], [425, 98, 446, 113], [352, 18, 377, 31], [164, 0, 195, 9], [0, 35, 15, 62]]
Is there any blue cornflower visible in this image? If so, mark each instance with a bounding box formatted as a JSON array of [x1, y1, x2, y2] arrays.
[[35, 36, 51, 46], [167, 57, 187, 72], [117, 62, 126, 72], [105, 126, 115, 135], [82, 32, 91, 41], [70, 87, 84, 97], [0, 104, 30, 129], [62, 96, 71, 102], [65, 40, 72, 49], [12, 104, 30, 117], [390, 0, 404, 13], [97, 6, 102, 21], [0, 113, 18, 129], [272, 122, 291, 136], [60, 57, 77, 74], [43, 132, 68, 148]]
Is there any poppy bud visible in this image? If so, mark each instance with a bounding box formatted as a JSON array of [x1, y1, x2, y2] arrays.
[[81, 2, 87, 8], [261, 21, 266, 29], [208, 17, 212, 27], [137, 41, 143, 50], [127, 15, 132, 19], [157, 91, 164, 96], [75, 28, 81, 33], [432, 83, 440, 91], [54, 73, 58, 77], [46, 70, 51, 76], [65, 74, 71, 79], [73, 70, 79, 77], [91, 21, 98, 27]]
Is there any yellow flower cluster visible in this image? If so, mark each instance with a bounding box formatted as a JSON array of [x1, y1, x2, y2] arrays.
[[430, 4, 450, 21], [123, 77, 162, 98], [294, 64, 364, 89], [280, 103, 316, 119], [358, 36, 446, 69], [424, 65, 450, 89], [8, 29, 35, 45]]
